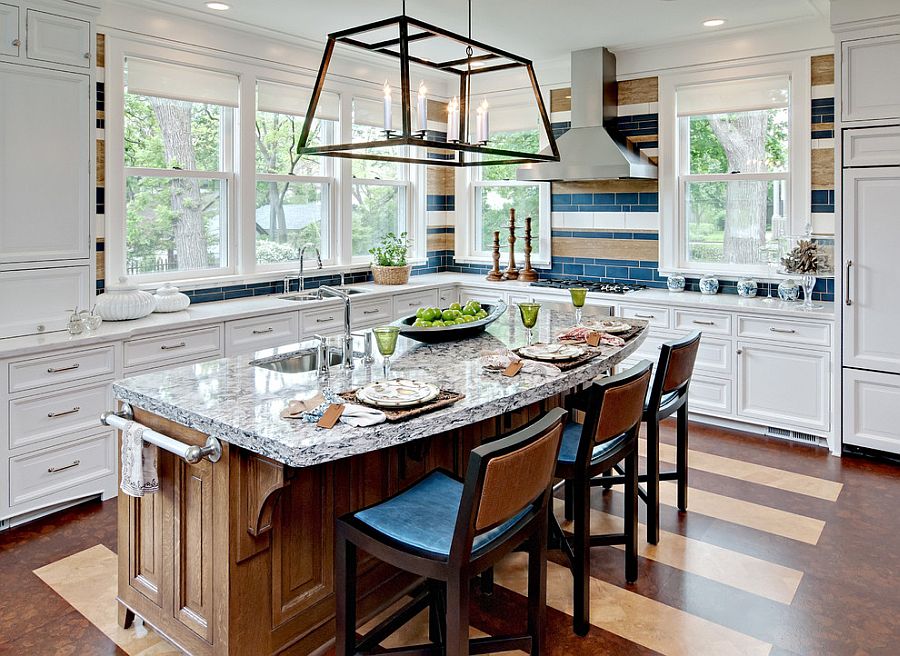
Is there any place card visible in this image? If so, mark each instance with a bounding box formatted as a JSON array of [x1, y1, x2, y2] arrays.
[[502, 360, 524, 377], [585, 331, 602, 347], [317, 404, 344, 429]]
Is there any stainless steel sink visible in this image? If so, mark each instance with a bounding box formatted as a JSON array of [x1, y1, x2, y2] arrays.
[[335, 287, 368, 295], [252, 349, 343, 374], [279, 293, 322, 302]]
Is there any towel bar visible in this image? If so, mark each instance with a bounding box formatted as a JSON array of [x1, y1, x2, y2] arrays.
[[101, 403, 222, 465]]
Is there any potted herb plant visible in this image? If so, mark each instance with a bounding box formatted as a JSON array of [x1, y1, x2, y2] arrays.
[[369, 232, 413, 285]]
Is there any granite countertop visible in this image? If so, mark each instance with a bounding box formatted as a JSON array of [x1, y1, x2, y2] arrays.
[[113, 308, 648, 468]]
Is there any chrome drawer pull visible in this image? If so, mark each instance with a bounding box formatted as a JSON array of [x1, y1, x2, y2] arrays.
[[845, 260, 853, 307], [252, 328, 274, 335], [363, 309, 379, 315], [160, 342, 187, 350], [48, 406, 81, 419], [316, 317, 334, 323], [48, 460, 81, 474], [47, 363, 80, 374], [769, 327, 796, 334], [693, 320, 715, 326], [634, 313, 656, 319]]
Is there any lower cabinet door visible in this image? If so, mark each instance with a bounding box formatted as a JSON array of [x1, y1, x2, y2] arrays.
[[689, 374, 733, 417], [843, 368, 900, 454], [736, 342, 830, 432]]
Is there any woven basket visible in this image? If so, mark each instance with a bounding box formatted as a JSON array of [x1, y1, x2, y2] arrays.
[[372, 264, 412, 285]]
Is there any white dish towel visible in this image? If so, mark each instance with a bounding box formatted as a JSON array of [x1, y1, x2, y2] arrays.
[[120, 420, 160, 497], [339, 403, 387, 427]]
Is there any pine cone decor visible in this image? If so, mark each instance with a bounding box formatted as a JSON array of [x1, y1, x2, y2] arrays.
[[781, 240, 820, 274]]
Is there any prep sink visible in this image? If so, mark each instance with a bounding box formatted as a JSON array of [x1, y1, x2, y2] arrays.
[[279, 287, 369, 302], [252, 349, 343, 374]]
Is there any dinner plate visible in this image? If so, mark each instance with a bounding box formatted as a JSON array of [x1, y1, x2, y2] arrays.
[[520, 343, 585, 361], [585, 319, 631, 334], [356, 379, 441, 408]]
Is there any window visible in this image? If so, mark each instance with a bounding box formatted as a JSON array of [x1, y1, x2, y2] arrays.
[[123, 58, 236, 279], [659, 61, 810, 276], [255, 81, 337, 266]]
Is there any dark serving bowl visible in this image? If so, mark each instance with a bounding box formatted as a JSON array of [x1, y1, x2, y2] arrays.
[[394, 301, 508, 343]]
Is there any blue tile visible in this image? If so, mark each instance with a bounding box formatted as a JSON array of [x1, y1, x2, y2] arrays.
[[571, 193, 594, 205], [224, 288, 254, 299], [605, 266, 628, 278], [629, 205, 659, 213], [563, 263, 584, 275], [612, 232, 634, 240], [615, 193, 639, 205], [593, 193, 616, 205], [590, 205, 623, 213], [191, 292, 225, 304], [552, 194, 572, 206], [628, 267, 653, 280], [582, 265, 607, 278], [638, 192, 659, 205]]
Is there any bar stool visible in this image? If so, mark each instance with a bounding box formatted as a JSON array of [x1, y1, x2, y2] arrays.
[[335, 407, 567, 656], [552, 361, 654, 636]]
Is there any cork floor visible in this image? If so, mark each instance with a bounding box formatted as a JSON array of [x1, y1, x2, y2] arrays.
[[2, 420, 900, 655]]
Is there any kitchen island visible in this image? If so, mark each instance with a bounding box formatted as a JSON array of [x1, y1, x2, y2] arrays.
[[110, 307, 647, 655]]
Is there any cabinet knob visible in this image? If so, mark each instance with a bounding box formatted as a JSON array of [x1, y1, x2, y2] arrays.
[[84, 52, 91, 59], [36, 324, 46, 333], [736, 349, 743, 355], [12, 38, 20, 47]]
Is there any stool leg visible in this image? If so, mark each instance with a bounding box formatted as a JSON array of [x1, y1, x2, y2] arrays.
[[572, 478, 591, 636], [479, 567, 494, 595], [677, 403, 689, 512], [564, 479, 574, 521], [528, 516, 548, 656], [446, 576, 470, 656], [601, 469, 613, 490], [429, 581, 444, 645], [335, 534, 357, 656], [624, 447, 638, 584], [645, 418, 661, 545]]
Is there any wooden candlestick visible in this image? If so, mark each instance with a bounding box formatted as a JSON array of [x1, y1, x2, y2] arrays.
[[502, 208, 519, 280], [486, 230, 503, 281], [519, 216, 538, 282]]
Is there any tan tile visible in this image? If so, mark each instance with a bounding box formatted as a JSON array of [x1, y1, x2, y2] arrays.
[[493, 553, 772, 656], [550, 88, 572, 113], [551, 179, 659, 195], [552, 500, 803, 605], [618, 77, 659, 105], [34, 545, 181, 655], [812, 148, 835, 190], [658, 482, 825, 545], [639, 439, 843, 502], [96, 33, 105, 70], [96, 249, 105, 281], [811, 54, 834, 87], [626, 134, 658, 143], [96, 139, 105, 187], [813, 121, 834, 133], [551, 237, 659, 261], [427, 166, 454, 195], [427, 232, 453, 252]]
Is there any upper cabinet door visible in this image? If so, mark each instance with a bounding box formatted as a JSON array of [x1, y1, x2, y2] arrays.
[[842, 34, 900, 123], [26, 10, 90, 68], [0, 64, 90, 263], [843, 168, 900, 374], [0, 3, 19, 58]]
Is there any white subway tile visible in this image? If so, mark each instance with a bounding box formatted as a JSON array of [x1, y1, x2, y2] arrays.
[[427, 211, 453, 226], [811, 212, 835, 236], [592, 212, 626, 229], [617, 102, 658, 117], [811, 138, 835, 150], [552, 211, 593, 228], [625, 211, 659, 231], [811, 84, 835, 100]]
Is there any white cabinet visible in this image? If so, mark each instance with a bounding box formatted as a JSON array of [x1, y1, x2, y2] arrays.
[[0, 3, 18, 57], [841, 34, 900, 122], [123, 326, 223, 371], [0, 265, 90, 338], [25, 9, 90, 68], [689, 374, 733, 416], [438, 286, 459, 307], [617, 303, 671, 329], [843, 126, 900, 167], [350, 298, 393, 328], [224, 312, 299, 356], [459, 286, 505, 307], [0, 63, 90, 264], [737, 342, 830, 433], [843, 368, 900, 453], [393, 288, 439, 318], [843, 168, 900, 374]]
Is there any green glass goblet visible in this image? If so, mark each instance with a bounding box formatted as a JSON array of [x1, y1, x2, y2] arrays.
[[569, 287, 587, 325], [372, 326, 400, 379], [517, 303, 541, 346]]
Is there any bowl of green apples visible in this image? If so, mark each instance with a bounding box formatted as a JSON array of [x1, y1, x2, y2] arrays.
[[394, 299, 507, 343]]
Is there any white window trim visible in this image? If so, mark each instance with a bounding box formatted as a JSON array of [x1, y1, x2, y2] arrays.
[[454, 171, 551, 266], [658, 56, 811, 278]]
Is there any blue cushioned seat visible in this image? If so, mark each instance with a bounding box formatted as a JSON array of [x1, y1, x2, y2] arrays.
[[557, 421, 629, 464], [354, 471, 530, 559], [645, 388, 679, 412]]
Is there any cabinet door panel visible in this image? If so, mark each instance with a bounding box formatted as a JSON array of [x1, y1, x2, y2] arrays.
[[842, 34, 900, 122], [0, 64, 90, 263], [0, 3, 18, 57], [843, 368, 900, 454], [843, 168, 900, 373], [0, 266, 90, 338], [26, 10, 90, 68]]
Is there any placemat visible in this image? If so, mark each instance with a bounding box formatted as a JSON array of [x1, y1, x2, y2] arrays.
[[338, 388, 465, 422], [514, 345, 607, 371]]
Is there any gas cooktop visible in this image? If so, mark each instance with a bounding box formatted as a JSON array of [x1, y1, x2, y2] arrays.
[[530, 279, 647, 294]]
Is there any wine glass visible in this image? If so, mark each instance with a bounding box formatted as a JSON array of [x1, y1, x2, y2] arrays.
[[758, 243, 780, 304], [517, 302, 541, 346], [569, 287, 587, 325], [372, 326, 400, 379]]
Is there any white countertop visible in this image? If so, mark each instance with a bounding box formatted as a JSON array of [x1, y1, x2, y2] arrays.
[[0, 272, 834, 359]]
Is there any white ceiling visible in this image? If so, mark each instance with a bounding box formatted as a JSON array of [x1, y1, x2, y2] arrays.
[[145, 0, 831, 64]]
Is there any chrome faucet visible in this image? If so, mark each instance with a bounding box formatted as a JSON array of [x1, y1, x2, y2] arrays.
[[298, 243, 322, 292], [319, 285, 354, 369]]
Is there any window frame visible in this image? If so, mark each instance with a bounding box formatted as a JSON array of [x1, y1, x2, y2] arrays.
[[658, 57, 811, 278]]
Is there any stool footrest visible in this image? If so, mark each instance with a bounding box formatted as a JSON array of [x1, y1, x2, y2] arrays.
[[356, 588, 432, 653], [363, 635, 533, 655], [590, 533, 627, 547]]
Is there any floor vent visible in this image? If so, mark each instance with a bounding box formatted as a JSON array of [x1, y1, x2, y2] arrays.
[[766, 426, 822, 445], [0, 518, 8, 532]]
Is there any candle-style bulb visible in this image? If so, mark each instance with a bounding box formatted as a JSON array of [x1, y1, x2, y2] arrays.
[[417, 80, 428, 132], [382, 81, 393, 133]]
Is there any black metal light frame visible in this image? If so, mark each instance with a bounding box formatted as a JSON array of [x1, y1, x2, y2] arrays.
[[296, 13, 561, 168]]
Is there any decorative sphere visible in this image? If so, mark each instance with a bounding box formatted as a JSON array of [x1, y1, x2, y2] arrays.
[[667, 273, 686, 293], [699, 274, 719, 295], [737, 278, 758, 298]]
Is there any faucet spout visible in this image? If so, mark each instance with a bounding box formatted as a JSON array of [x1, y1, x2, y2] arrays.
[[319, 285, 353, 369], [298, 242, 323, 292]]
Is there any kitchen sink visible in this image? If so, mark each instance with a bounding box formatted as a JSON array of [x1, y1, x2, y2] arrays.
[[279, 287, 369, 302], [252, 349, 343, 374]]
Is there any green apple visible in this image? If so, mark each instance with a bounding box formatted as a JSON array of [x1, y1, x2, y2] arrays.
[[449, 302, 461, 311], [431, 319, 445, 327]]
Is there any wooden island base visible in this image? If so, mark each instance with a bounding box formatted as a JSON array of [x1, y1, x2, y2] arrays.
[[117, 399, 558, 655]]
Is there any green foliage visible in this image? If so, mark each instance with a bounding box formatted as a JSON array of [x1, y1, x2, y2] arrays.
[[369, 232, 411, 267], [256, 240, 298, 264]]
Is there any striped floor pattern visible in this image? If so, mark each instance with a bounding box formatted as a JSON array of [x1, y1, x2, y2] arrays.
[[28, 420, 900, 656]]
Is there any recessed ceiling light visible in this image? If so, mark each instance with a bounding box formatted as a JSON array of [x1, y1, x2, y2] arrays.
[[703, 18, 726, 27], [205, 2, 230, 10]]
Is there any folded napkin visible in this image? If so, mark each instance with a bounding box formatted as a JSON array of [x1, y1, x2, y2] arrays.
[[481, 349, 561, 376], [120, 420, 159, 498], [282, 388, 387, 427]]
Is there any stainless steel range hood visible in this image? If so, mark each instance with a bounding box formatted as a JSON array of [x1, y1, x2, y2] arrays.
[[517, 47, 657, 182]]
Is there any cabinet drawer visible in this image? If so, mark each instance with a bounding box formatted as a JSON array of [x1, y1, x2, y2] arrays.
[[843, 368, 900, 454], [26, 10, 91, 68], [393, 289, 439, 318], [438, 287, 459, 307], [674, 309, 732, 336], [0, 266, 91, 338], [737, 316, 831, 347], [458, 287, 504, 307], [9, 345, 116, 394], [0, 3, 18, 58], [351, 299, 392, 326], [844, 126, 900, 168], [225, 312, 299, 356], [124, 326, 222, 370], [689, 374, 733, 416], [9, 381, 110, 451], [302, 304, 345, 336], [694, 337, 733, 376], [9, 431, 116, 507], [618, 304, 671, 329]]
